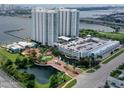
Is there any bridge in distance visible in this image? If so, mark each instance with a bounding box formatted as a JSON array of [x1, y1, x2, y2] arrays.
[[80, 18, 124, 29]]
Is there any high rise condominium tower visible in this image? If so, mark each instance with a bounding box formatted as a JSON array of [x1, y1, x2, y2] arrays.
[[32, 8, 58, 46], [58, 8, 79, 37], [32, 7, 79, 46]]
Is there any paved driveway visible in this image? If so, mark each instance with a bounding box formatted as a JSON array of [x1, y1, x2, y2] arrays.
[[0, 70, 21, 88], [74, 53, 124, 88]]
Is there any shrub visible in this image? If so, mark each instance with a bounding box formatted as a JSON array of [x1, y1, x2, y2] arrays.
[[118, 63, 124, 70], [110, 70, 122, 78], [64, 79, 77, 88], [94, 65, 101, 70], [87, 69, 95, 73]]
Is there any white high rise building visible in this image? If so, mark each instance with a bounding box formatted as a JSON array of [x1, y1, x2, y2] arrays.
[[32, 7, 79, 46], [32, 8, 58, 46], [47, 10, 58, 46], [58, 8, 79, 37]]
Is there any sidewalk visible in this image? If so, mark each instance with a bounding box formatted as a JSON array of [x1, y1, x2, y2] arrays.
[[62, 78, 75, 88], [47, 57, 79, 77]]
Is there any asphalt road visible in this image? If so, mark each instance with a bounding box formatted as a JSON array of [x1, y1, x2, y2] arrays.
[[0, 70, 21, 88], [74, 53, 124, 88]]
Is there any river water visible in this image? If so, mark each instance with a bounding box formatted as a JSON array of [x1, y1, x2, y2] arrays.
[[80, 8, 124, 18], [0, 16, 31, 44], [0, 16, 115, 43], [0, 16, 58, 84], [2, 7, 123, 43], [80, 22, 114, 32]]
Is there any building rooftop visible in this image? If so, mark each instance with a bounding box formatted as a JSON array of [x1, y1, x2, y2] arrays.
[[32, 7, 79, 13], [58, 36, 71, 41], [6, 41, 37, 50], [7, 42, 23, 50], [18, 41, 36, 47], [55, 37, 120, 53]]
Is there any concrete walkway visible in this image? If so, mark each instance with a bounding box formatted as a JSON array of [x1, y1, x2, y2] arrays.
[[47, 57, 79, 77], [62, 78, 75, 88]]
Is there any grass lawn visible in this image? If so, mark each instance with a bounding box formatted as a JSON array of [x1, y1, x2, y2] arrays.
[[102, 48, 124, 64], [98, 32, 124, 43], [41, 55, 53, 62], [80, 29, 124, 43], [65, 75, 72, 81], [35, 80, 50, 88], [99, 32, 124, 39], [0, 48, 24, 62], [58, 74, 72, 88]]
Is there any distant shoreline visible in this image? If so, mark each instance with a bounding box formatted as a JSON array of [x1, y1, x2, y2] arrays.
[[0, 15, 31, 19]]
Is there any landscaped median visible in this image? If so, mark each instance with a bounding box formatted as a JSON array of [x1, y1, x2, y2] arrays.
[[102, 48, 124, 64], [62, 78, 77, 88]]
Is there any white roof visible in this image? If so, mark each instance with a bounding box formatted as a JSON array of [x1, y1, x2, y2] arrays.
[[18, 41, 36, 47], [56, 37, 120, 55], [7, 43, 23, 50], [58, 36, 71, 41], [7, 41, 36, 50], [11, 46, 22, 50], [18, 41, 29, 46]]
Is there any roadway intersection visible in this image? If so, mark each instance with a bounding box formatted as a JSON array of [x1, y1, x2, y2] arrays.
[[74, 53, 124, 88]]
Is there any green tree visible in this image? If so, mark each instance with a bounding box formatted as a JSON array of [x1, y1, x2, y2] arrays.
[[90, 53, 96, 67], [15, 57, 21, 66], [15, 57, 27, 68], [118, 63, 124, 70], [49, 74, 58, 88], [25, 74, 35, 88], [115, 27, 120, 33], [79, 57, 90, 68], [6, 65, 16, 75], [51, 48, 61, 56], [110, 70, 122, 78], [26, 79, 35, 88], [28, 57, 34, 65], [3, 59, 13, 68]]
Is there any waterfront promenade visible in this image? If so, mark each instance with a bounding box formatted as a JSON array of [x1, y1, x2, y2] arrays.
[[47, 57, 80, 77]]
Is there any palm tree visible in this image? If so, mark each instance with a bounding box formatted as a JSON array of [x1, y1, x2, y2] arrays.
[[90, 53, 95, 67], [80, 57, 90, 68]]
